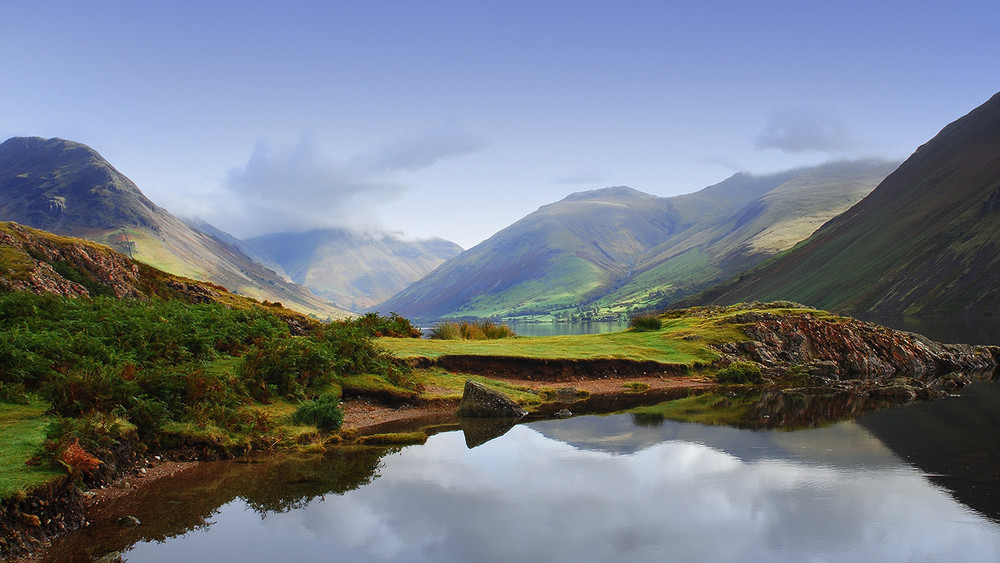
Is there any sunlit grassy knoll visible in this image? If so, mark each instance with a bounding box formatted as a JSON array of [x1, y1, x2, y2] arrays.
[[378, 306, 765, 367], [0, 401, 63, 500]]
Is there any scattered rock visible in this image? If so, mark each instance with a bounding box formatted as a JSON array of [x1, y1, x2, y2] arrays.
[[116, 515, 141, 528], [554, 387, 583, 402], [457, 380, 527, 418], [94, 551, 124, 563], [554, 409, 573, 418], [19, 513, 41, 527]]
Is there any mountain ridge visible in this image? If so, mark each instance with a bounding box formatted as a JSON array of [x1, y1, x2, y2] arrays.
[[682, 91, 1000, 315], [376, 160, 896, 321]]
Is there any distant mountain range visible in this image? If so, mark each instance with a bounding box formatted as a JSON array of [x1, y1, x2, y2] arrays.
[[10, 89, 994, 323], [241, 229, 462, 311], [684, 91, 1000, 316], [376, 160, 897, 321], [0, 137, 458, 317]]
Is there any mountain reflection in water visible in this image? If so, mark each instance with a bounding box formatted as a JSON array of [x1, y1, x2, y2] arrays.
[[42, 383, 1000, 562]]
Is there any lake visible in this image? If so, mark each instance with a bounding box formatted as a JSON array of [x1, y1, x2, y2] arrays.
[[508, 321, 630, 337], [43, 381, 1000, 562]]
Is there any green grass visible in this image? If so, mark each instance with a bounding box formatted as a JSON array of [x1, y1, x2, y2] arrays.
[[449, 255, 609, 319], [380, 308, 750, 366], [0, 400, 63, 500], [382, 304, 834, 379], [337, 374, 416, 397], [410, 369, 541, 404]]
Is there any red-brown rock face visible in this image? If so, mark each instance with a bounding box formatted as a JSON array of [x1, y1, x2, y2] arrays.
[[0, 222, 143, 298], [718, 311, 999, 380]]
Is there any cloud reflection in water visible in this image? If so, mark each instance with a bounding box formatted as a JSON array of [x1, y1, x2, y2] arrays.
[[128, 418, 1000, 562]]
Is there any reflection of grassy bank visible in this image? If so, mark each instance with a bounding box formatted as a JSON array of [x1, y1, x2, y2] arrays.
[[630, 392, 758, 427], [631, 389, 896, 430]]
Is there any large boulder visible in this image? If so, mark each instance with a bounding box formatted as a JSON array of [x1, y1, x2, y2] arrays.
[[457, 380, 527, 418]]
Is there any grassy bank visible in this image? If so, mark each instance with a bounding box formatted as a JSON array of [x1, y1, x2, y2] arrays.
[[0, 297, 831, 501], [0, 291, 422, 501]]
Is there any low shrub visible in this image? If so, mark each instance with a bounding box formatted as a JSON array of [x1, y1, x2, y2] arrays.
[[429, 320, 515, 340], [715, 360, 764, 384], [351, 312, 422, 338], [238, 337, 335, 401], [429, 322, 462, 340], [629, 314, 663, 332], [291, 394, 344, 432]]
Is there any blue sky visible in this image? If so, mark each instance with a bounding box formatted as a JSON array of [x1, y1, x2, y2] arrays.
[[2, 1, 997, 249]]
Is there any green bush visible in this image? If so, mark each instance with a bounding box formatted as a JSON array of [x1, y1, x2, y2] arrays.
[[0, 381, 29, 405], [715, 360, 764, 384], [0, 291, 410, 450], [292, 394, 344, 432], [351, 312, 422, 338], [237, 337, 334, 401], [629, 314, 663, 332]]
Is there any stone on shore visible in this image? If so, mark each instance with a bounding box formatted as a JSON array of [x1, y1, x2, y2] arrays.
[[457, 380, 527, 418]]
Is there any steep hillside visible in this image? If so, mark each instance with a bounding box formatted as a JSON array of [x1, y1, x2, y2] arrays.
[[377, 161, 893, 321], [0, 221, 316, 329], [689, 91, 1000, 315], [242, 229, 462, 311], [599, 160, 899, 311], [0, 137, 349, 319]]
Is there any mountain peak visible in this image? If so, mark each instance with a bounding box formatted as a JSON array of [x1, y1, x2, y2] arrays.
[[561, 186, 650, 203], [0, 135, 351, 318], [0, 135, 155, 232]]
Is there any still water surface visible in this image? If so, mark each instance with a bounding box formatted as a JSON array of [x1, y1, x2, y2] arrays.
[[50, 382, 1000, 562]]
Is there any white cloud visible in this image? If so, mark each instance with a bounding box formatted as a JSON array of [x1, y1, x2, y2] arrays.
[[755, 109, 854, 154], [352, 131, 488, 173], [213, 132, 485, 237]]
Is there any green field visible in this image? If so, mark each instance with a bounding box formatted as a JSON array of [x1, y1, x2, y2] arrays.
[[377, 306, 774, 366]]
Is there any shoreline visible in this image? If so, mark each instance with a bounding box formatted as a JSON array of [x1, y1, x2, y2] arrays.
[[11, 368, 997, 562], [11, 373, 714, 562]]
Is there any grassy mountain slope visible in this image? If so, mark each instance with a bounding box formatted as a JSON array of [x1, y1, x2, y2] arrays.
[[0, 137, 349, 319], [377, 187, 683, 319], [688, 91, 1000, 315], [598, 160, 898, 311], [242, 229, 462, 312], [377, 163, 893, 321]]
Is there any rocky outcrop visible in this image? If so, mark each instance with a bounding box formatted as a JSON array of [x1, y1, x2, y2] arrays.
[[457, 380, 527, 418], [0, 222, 143, 298], [716, 310, 999, 384]]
